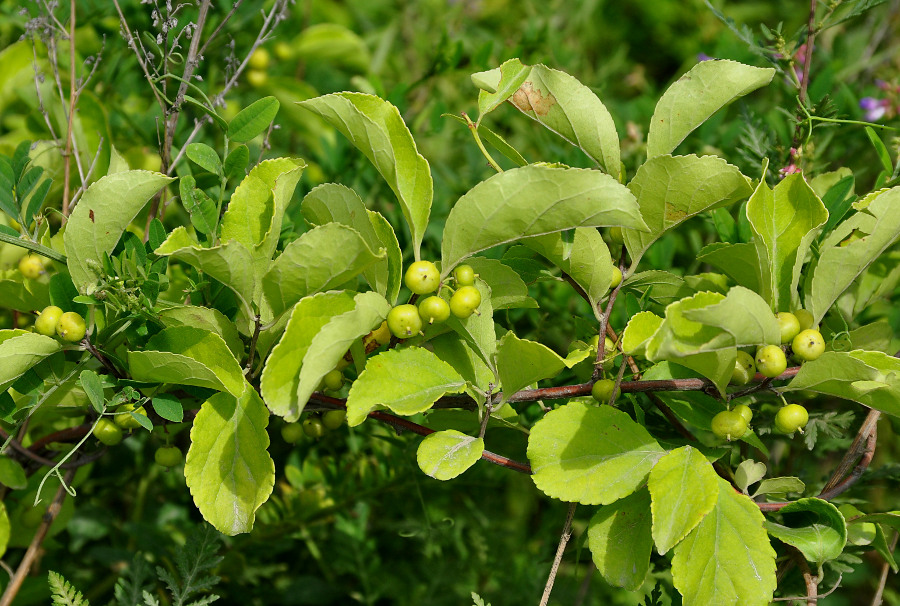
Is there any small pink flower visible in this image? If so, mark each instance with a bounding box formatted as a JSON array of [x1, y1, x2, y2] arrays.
[[860, 97, 890, 121]]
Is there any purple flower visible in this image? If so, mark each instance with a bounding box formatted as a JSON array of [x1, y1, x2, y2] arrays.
[[697, 53, 713, 62], [860, 97, 889, 121]]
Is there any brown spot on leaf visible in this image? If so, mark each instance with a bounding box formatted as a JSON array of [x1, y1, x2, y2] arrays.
[[664, 204, 687, 224], [510, 82, 556, 117], [89, 210, 95, 223]]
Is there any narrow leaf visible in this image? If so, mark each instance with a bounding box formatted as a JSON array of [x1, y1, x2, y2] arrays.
[[227, 97, 280, 143]]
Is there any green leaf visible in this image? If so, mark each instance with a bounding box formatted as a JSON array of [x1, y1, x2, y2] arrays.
[[621, 311, 663, 356], [623, 155, 752, 269], [127, 327, 246, 397], [441, 164, 646, 274], [496, 332, 574, 402], [260, 291, 355, 421], [220, 157, 305, 274], [79, 370, 105, 414], [224, 145, 250, 181], [764, 498, 847, 565], [444, 280, 496, 369], [753, 477, 805, 497], [865, 126, 893, 174], [430, 333, 494, 396], [747, 172, 828, 311], [185, 387, 275, 535], [649, 446, 719, 554], [301, 183, 401, 302], [64, 171, 174, 292], [294, 23, 371, 71], [647, 60, 775, 158], [696, 242, 761, 292], [346, 347, 466, 426], [151, 394, 184, 423], [680, 286, 781, 348], [0, 455, 27, 490], [0, 330, 61, 394], [416, 429, 484, 481], [494, 63, 621, 174], [184, 143, 222, 175], [805, 187, 900, 323], [183, 94, 228, 132], [227, 97, 280, 143], [155, 227, 255, 314], [300, 292, 390, 419], [527, 402, 665, 505], [474, 58, 531, 120], [463, 257, 537, 310], [734, 460, 767, 494], [299, 93, 432, 258], [178, 176, 217, 235], [260, 223, 385, 320], [158, 305, 245, 360], [0, 502, 8, 559], [522, 228, 614, 317], [783, 350, 900, 417], [587, 489, 653, 590], [671, 477, 777, 606], [622, 270, 695, 305]]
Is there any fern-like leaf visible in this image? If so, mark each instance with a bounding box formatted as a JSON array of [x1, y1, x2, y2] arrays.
[[48, 571, 90, 606], [156, 524, 223, 606], [114, 555, 153, 606]]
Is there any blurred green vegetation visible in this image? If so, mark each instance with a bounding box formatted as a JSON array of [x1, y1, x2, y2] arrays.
[[0, 0, 898, 604]]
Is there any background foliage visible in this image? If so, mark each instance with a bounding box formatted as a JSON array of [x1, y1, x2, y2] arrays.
[[0, 0, 899, 604]]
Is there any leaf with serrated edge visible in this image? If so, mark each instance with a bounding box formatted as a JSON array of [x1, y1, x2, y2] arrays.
[[260, 223, 385, 320], [416, 430, 484, 481], [764, 498, 847, 565], [301, 183, 400, 301], [671, 477, 776, 606], [155, 227, 255, 316], [783, 350, 900, 418], [622, 311, 663, 356], [158, 306, 245, 360], [747, 172, 827, 312], [185, 387, 274, 535], [298, 93, 432, 259], [296, 291, 391, 416], [623, 155, 752, 271], [442, 165, 645, 276], [528, 403, 665, 505], [587, 488, 653, 590], [0, 331, 61, 394], [649, 446, 719, 554], [260, 291, 355, 421], [220, 157, 305, 274], [805, 187, 900, 323], [647, 60, 774, 158], [522, 228, 613, 319], [127, 327, 246, 397], [64, 171, 174, 292], [346, 347, 466, 426]]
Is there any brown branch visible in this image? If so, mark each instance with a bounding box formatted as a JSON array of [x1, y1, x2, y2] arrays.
[[539, 502, 577, 606], [871, 531, 899, 606], [0, 468, 76, 606], [820, 408, 880, 493]]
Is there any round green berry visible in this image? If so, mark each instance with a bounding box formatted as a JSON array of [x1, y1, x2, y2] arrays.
[[776, 312, 801, 344], [403, 260, 440, 295], [591, 379, 619, 403], [774, 404, 809, 434], [449, 286, 481, 319], [387, 304, 423, 339], [281, 423, 304, 444], [711, 410, 749, 441], [322, 409, 347, 430], [755, 345, 787, 378], [731, 350, 756, 385], [93, 418, 123, 446], [609, 267, 623, 289], [154, 446, 182, 467], [34, 305, 64, 336], [418, 295, 451, 324], [791, 329, 825, 362], [733, 404, 753, 424], [18, 254, 44, 279], [452, 264, 476, 286], [56, 311, 86, 342], [303, 417, 326, 439], [793, 308, 815, 331], [114, 403, 148, 430]]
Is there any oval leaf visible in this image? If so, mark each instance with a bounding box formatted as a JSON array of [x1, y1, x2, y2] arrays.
[[648, 445, 719, 554], [185, 387, 275, 535], [227, 96, 280, 143], [587, 488, 653, 590], [647, 60, 775, 158], [0, 330, 61, 394], [416, 429, 484, 481], [299, 93, 432, 259], [441, 164, 646, 274], [64, 170, 174, 292], [346, 347, 466, 426], [527, 402, 665, 505], [764, 498, 847, 565]]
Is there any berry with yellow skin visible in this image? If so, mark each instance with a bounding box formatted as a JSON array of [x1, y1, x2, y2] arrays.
[[731, 350, 756, 385], [449, 285, 481, 318], [793, 309, 815, 331], [755, 345, 787, 378], [248, 47, 270, 69], [774, 404, 809, 434], [609, 267, 623, 289], [18, 254, 44, 279], [452, 264, 476, 286], [418, 296, 451, 324], [93, 418, 123, 446], [56, 311, 86, 342], [387, 304, 422, 339], [591, 379, 619, 403], [322, 369, 344, 391], [115, 403, 148, 429], [34, 306, 64, 336], [776, 312, 801, 344], [370, 321, 392, 346], [711, 410, 749, 441], [247, 70, 268, 87]]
